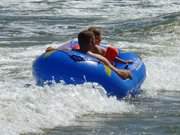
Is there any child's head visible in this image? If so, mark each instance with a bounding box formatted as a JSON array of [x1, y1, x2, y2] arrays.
[[78, 30, 95, 52], [88, 27, 102, 45]]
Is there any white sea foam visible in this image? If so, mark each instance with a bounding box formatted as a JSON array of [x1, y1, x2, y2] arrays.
[[142, 56, 180, 96], [0, 79, 135, 135]]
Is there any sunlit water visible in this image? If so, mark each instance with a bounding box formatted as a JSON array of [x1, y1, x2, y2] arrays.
[[0, 0, 180, 135]]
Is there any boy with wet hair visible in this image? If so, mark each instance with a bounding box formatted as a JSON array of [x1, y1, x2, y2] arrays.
[[78, 30, 131, 79], [78, 30, 95, 53], [88, 26, 132, 65], [88, 27, 102, 46]]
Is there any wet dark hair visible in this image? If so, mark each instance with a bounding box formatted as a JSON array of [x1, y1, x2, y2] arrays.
[[78, 30, 95, 52], [88, 27, 101, 37]]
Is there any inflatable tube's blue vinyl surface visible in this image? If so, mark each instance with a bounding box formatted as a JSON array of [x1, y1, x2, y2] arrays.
[[32, 49, 146, 99]]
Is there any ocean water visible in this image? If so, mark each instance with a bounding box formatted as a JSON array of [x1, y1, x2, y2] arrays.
[[0, 0, 180, 135]]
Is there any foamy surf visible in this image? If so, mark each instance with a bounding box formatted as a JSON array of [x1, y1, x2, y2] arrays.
[[0, 79, 136, 135]]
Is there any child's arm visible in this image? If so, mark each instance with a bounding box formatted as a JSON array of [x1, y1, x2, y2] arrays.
[[88, 52, 132, 79], [46, 47, 56, 52], [115, 57, 133, 64]]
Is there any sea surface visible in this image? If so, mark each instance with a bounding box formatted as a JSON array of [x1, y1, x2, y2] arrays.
[[0, 0, 180, 135]]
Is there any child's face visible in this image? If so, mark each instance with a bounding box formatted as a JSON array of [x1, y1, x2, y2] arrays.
[[95, 35, 101, 45]]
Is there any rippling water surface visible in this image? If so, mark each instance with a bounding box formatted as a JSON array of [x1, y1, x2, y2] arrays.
[[0, 0, 180, 135]]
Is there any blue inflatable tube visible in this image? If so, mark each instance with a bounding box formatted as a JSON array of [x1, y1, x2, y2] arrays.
[[32, 49, 146, 99]]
